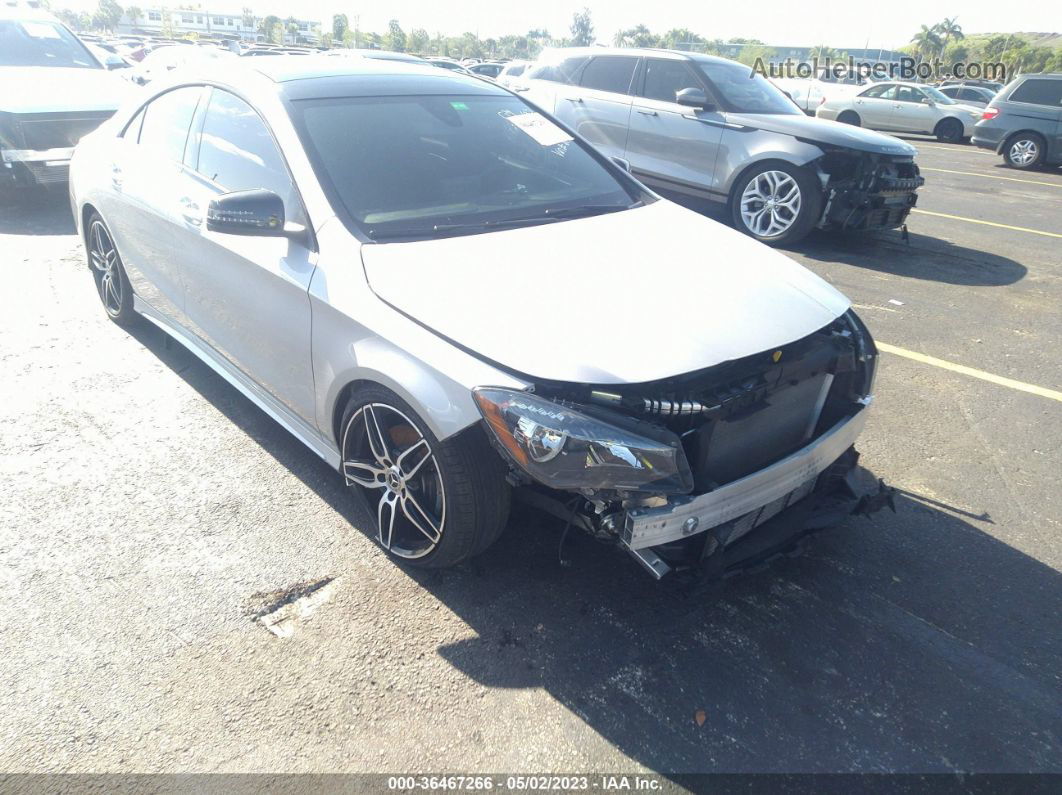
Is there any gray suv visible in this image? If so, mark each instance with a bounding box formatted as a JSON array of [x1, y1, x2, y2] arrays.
[[972, 74, 1062, 169], [520, 48, 924, 245]]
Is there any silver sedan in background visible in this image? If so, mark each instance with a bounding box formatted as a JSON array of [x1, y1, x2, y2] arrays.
[[817, 81, 984, 142]]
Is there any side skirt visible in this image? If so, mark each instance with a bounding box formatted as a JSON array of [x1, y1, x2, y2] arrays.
[[133, 297, 342, 470]]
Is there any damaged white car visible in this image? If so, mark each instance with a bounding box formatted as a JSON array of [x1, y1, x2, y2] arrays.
[[69, 57, 891, 581]]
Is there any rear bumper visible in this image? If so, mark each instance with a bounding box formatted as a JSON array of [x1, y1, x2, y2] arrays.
[[971, 123, 1007, 152]]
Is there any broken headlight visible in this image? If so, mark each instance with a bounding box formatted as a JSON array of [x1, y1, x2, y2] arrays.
[[473, 387, 693, 494]]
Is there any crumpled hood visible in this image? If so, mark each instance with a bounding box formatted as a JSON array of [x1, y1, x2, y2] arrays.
[[361, 201, 851, 384], [724, 111, 917, 156], [0, 67, 131, 114]]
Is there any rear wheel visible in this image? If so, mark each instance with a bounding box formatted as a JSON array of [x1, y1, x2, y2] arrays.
[[934, 117, 964, 143], [85, 213, 136, 325], [729, 162, 822, 246], [837, 110, 861, 126], [1003, 132, 1045, 169], [340, 385, 510, 568]]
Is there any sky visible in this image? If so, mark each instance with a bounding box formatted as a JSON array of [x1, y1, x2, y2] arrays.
[[59, 0, 1062, 48]]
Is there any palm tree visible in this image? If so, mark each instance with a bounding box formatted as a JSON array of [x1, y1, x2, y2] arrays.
[[910, 24, 942, 64], [937, 17, 964, 59]]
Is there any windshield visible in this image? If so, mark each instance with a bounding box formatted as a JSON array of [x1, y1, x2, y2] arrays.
[[0, 19, 100, 69], [921, 86, 956, 105], [697, 61, 800, 114], [294, 94, 643, 241]]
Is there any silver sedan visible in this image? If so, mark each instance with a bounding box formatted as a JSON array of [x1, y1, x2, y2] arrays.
[[817, 81, 983, 142], [69, 57, 885, 580]]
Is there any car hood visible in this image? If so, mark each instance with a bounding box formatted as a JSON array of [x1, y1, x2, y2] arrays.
[[0, 66, 131, 114], [361, 201, 851, 384], [724, 111, 917, 156]]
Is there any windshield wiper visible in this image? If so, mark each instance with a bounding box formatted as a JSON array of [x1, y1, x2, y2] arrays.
[[369, 203, 640, 241]]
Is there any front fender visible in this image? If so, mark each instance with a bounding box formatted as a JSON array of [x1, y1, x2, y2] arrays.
[[716, 129, 825, 197]]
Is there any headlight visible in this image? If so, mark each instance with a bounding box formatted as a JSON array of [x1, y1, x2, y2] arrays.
[[473, 387, 693, 494], [844, 310, 877, 398]]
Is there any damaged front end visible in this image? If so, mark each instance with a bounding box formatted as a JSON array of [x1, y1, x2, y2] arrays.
[[474, 310, 894, 581], [813, 147, 925, 233]]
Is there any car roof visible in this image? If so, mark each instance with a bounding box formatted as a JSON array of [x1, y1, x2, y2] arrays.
[[169, 54, 509, 102], [537, 46, 736, 67]]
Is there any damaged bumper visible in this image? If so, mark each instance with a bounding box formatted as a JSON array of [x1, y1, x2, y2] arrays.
[[818, 153, 925, 233], [621, 406, 893, 580]]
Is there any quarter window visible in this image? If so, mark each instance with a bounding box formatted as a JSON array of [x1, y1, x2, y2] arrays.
[[194, 90, 293, 204], [1009, 79, 1062, 106], [642, 59, 700, 103], [526, 56, 588, 85], [137, 87, 202, 163], [579, 56, 638, 94]]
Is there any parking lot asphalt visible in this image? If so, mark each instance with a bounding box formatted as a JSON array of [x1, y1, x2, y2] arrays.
[[1, 139, 1059, 776]]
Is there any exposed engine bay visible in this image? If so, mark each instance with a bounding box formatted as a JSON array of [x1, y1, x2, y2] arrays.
[[478, 310, 894, 580], [813, 148, 925, 232]]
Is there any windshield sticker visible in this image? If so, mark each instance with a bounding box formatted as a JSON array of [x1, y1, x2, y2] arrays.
[[450, 101, 469, 111], [504, 112, 574, 147], [20, 21, 62, 39]]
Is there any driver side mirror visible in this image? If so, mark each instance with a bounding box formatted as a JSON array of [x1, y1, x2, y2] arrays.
[[675, 87, 715, 111], [207, 189, 292, 237]]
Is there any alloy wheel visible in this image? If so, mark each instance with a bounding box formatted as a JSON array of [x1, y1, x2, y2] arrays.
[[341, 403, 446, 559], [88, 219, 123, 316], [1009, 139, 1039, 167], [740, 170, 802, 238]]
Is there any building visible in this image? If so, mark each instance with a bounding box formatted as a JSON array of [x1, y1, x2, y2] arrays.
[[117, 7, 322, 45], [695, 43, 908, 67]]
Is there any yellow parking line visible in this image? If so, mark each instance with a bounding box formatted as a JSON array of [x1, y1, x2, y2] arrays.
[[920, 167, 1062, 188], [909, 208, 1062, 238], [877, 342, 1062, 402], [916, 144, 995, 155]]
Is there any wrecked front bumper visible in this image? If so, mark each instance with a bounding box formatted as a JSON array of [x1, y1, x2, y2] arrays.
[[819, 155, 925, 233], [619, 405, 892, 579]]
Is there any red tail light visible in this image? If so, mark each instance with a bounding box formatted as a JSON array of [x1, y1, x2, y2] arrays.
[[982, 107, 1000, 121]]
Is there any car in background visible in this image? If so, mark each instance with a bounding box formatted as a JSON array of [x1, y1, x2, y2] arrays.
[[69, 56, 887, 581], [467, 61, 505, 79], [973, 73, 1062, 169], [773, 68, 869, 115], [130, 44, 236, 85], [940, 77, 1004, 94], [496, 59, 530, 89], [86, 42, 132, 71], [0, 2, 130, 188], [426, 57, 473, 76], [817, 81, 983, 142], [938, 84, 997, 108], [521, 48, 924, 245]]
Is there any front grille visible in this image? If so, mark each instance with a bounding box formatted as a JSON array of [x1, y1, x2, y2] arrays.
[[16, 112, 114, 151], [23, 161, 70, 185]]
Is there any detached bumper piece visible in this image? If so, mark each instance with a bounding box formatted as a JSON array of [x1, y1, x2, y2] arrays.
[[1, 109, 113, 187], [627, 446, 894, 583], [820, 153, 925, 233]]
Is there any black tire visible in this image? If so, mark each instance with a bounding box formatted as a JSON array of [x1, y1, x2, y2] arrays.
[[934, 117, 964, 143], [85, 212, 136, 325], [837, 110, 861, 127], [729, 161, 823, 246], [339, 384, 510, 568], [1002, 132, 1046, 170]]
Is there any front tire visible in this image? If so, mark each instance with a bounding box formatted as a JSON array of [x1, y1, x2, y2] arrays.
[[729, 162, 822, 246], [339, 385, 510, 568], [934, 117, 964, 143], [1003, 132, 1045, 169], [85, 213, 136, 325], [837, 110, 861, 126]]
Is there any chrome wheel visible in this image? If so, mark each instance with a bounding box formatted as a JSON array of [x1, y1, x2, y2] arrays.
[[1009, 139, 1039, 167], [88, 219, 123, 316], [342, 403, 446, 560], [740, 170, 802, 238]]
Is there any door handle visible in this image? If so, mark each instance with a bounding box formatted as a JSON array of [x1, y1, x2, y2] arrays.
[[564, 96, 583, 103], [111, 164, 123, 189], [178, 196, 202, 226], [637, 109, 658, 116], [511, 86, 529, 92]]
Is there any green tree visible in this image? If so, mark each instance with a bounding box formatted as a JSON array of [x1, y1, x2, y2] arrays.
[[937, 17, 963, 59], [408, 28, 430, 54], [259, 14, 280, 39], [910, 24, 942, 63], [126, 5, 141, 28], [569, 8, 594, 47], [736, 44, 776, 67], [384, 19, 407, 52], [662, 29, 704, 51], [333, 14, 348, 43], [242, 8, 254, 30], [614, 24, 657, 48], [94, 0, 123, 32]]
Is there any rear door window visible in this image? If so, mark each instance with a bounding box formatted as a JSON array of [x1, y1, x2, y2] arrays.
[[1009, 79, 1062, 106], [579, 56, 638, 95], [137, 87, 202, 163]]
